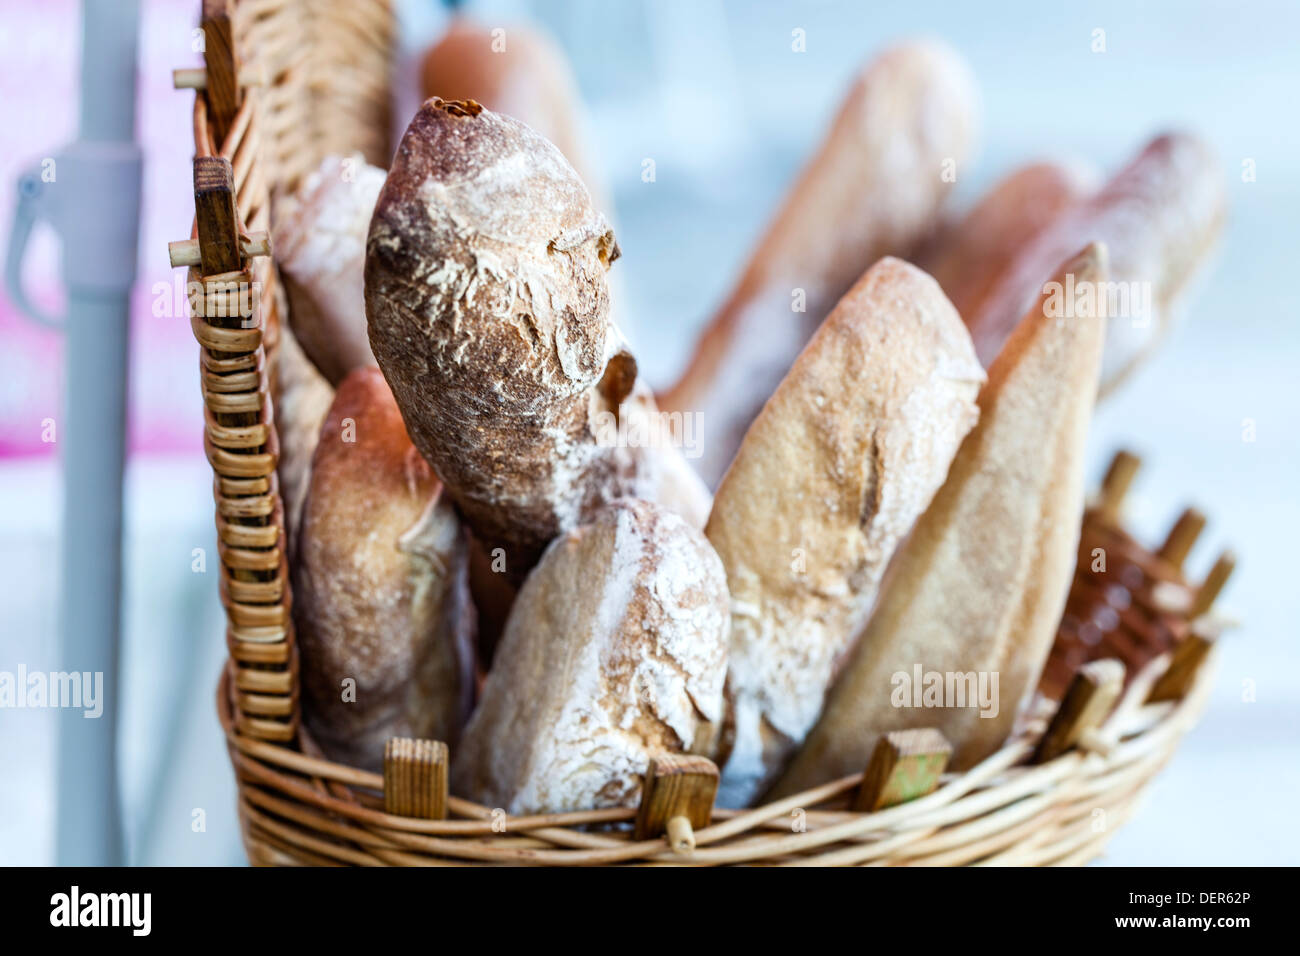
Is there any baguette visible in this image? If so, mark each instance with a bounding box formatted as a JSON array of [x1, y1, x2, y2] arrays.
[[771, 244, 1109, 797], [660, 40, 978, 484], [451, 499, 730, 815], [275, 154, 386, 386], [366, 99, 644, 578], [965, 133, 1223, 394], [919, 160, 1097, 321], [707, 257, 984, 806], [293, 368, 475, 771]]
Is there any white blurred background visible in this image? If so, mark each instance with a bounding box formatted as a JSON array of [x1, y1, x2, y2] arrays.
[[1, 0, 1297, 864]]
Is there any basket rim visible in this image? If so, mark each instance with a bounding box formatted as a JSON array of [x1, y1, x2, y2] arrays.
[[219, 645, 1217, 865]]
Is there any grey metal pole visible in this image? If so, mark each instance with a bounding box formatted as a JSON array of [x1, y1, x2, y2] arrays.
[[52, 0, 143, 866], [55, 295, 130, 866], [79, 0, 141, 143]]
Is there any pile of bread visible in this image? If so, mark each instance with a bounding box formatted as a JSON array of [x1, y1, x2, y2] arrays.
[[271, 21, 1224, 814]]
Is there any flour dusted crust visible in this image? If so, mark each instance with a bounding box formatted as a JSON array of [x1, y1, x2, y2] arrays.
[[451, 498, 730, 815], [366, 99, 651, 577], [772, 245, 1109, 798], [660, 40, 978, 485], [275, 154, 387, 386], [293, 368, 475, 771], [649, 436, 712, 530], [965, 133, 1224, 393], [706, 257, 984, 806], [467, 380, 711, 668], [919, 160, 1097, 321]]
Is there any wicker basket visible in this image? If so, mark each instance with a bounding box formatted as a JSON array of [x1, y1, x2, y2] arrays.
[[173, 0, 1232, 866]]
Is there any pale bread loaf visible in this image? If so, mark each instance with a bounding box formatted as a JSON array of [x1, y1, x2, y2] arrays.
[[366, 99, 652, 579], [965, 133, 1223, 393], [706, 257, 984, 807], [275, 154, 386, 386], [919, 160, 1097, 320], [451, 498, 729, 815], [660, 40, 978, 484], [771, 244, 1109, 797], [294, 368, 475, 771], [605, 380, 712, 530]]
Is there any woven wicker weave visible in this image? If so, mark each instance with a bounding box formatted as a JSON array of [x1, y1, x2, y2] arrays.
[[175, 0, 1227, 866]]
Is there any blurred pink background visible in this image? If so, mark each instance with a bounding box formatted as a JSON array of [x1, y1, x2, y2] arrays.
[[0, 0, 201, 458]]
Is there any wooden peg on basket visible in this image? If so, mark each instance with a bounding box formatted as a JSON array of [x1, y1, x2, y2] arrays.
[[1033, 659, 1125, 763], [1148, 624, 1217, 704], [193, 156, 242, 276], [1190, 550, 1236, 618], [634, 754, 718, 854], [172, 64, 265, 92], [1097, 449, 1142, 524], [1158, 507, 1207, 572], [168, 232, 270, 270], [854, 728, 952, 812], [201, 0, 241, 146], [383, 738, 449, 819]]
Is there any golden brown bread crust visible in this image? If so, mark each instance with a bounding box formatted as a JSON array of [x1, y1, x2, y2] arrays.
[[660, 40, 978, 484], [366, 99, 642, 577], [293, 368, 475, 771], [705, 257, 984, 807], [965, 133, 1224, 392], [451, 499, 730, 815], [919, 160, 1097, 320], [771, 244, 1109, 798]]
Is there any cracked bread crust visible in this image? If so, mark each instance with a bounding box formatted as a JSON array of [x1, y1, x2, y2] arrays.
[[365, 99, 635, 576], [450, 498, 729, 815]]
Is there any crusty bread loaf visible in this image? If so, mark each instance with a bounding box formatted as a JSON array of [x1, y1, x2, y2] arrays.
[[451, 499, 730, 815], [660, 40, 978, 484], [965, 133, 1223, 394], [420, 15, 608, 215], [771, 244, 1109, 797], [706, 257, 984, 807], [275, 154, 387, 386], [467, 379, 712, 668], [366, 99, 653, 578], [919, 161, 1097, 320], [293, 368, 475, 771], [274, 321, 333, 560]]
